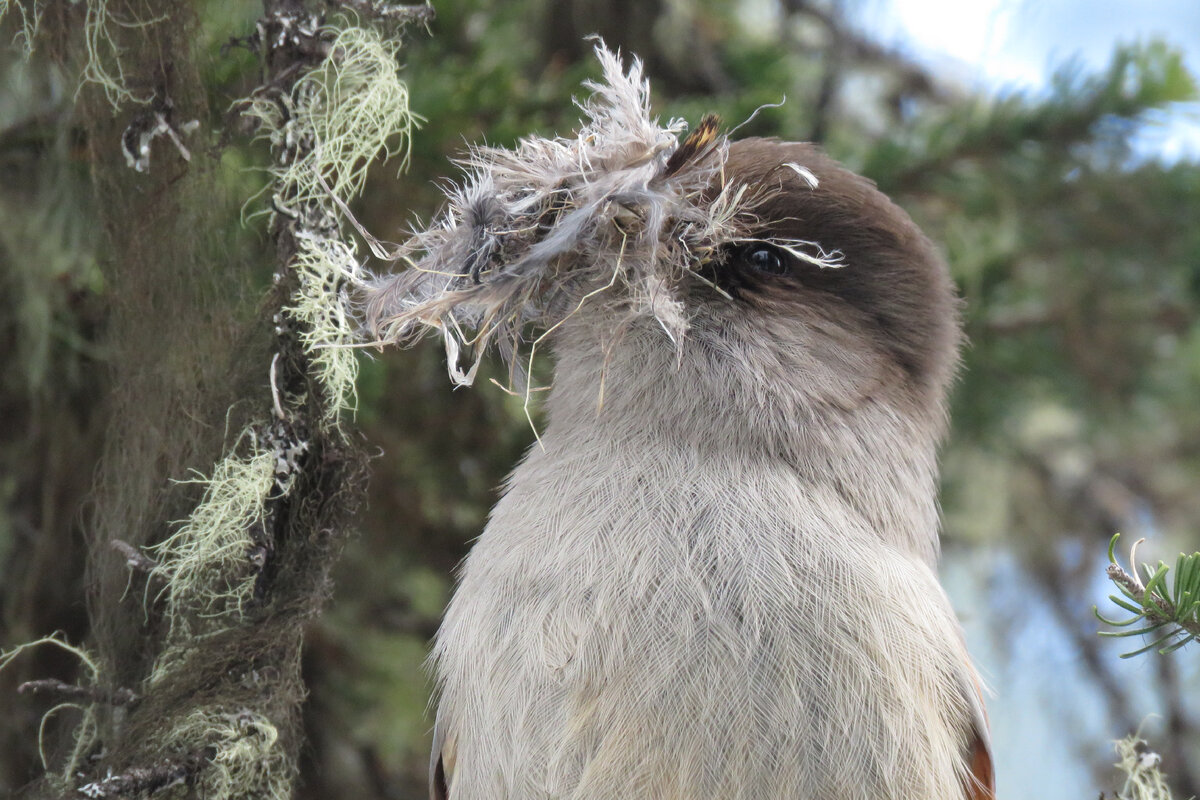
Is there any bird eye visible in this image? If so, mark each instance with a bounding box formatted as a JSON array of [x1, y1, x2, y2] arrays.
[[741, 244, 790, 276], [699, 243, 796, 297]]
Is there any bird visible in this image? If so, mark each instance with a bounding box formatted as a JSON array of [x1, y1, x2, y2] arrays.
[[364, 47, 994, 800]]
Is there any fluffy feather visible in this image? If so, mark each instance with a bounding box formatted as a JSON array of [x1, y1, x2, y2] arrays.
[[361, 46, 839, 391]]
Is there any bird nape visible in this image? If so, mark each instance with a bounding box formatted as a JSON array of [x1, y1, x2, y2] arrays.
[[363, 44, 995, 800]]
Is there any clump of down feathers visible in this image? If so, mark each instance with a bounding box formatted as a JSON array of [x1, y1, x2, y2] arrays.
[[361, 46, 777, 387]]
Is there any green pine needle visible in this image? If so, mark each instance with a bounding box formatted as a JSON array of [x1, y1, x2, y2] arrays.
[[1096, 533, 1200, 658]]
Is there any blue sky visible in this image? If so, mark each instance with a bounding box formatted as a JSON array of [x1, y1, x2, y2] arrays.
[[852, 0, 1200, 162]]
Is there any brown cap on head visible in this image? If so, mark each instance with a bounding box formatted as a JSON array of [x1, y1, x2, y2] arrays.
[[715, 138, 961, 398]]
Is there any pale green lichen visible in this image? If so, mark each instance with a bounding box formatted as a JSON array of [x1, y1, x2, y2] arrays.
[[1, 0, 144, 107], [244, 24, 418, 213], [147, 442, 276, 636], [288, 231, 362, 418], [1111, 735, 1175, 800], [0, 634, 101, 787], [168, 709, 290, 800], [301, 24, 417, 195], [78, 0, 147, 108], [3, 0, 44, 57]]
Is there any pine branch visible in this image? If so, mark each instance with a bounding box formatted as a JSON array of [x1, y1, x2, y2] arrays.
[[871, 41, 1198, 193], [1096, 534, 1200, 657], [17, 679, 138, 707]]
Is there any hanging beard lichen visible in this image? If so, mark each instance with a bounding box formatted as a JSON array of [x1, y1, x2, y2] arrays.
[[287, 230, 366, 420], [146, 443, 277, 640], [1, 0, 145, 106], [244, 24, 418, 214], [1107, 736, 1175, 800], [243, 23, 419, 419], [0, 635, 102, 790]]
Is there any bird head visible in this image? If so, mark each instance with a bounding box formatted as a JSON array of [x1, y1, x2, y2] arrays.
[[361, 45, 959, 442]]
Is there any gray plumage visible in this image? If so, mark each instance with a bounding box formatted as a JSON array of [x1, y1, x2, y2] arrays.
[[363, 46, 993, 800]]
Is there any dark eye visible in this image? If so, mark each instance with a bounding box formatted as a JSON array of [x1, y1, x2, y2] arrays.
[[740, 244, 790, 276]]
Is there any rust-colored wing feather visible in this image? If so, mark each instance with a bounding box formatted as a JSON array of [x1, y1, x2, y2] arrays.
[[961, 663, 996, 800], [964, 727, 996, 799]]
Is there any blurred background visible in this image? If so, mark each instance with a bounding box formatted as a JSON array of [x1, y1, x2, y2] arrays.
[[2, 1, 1199, 797]]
